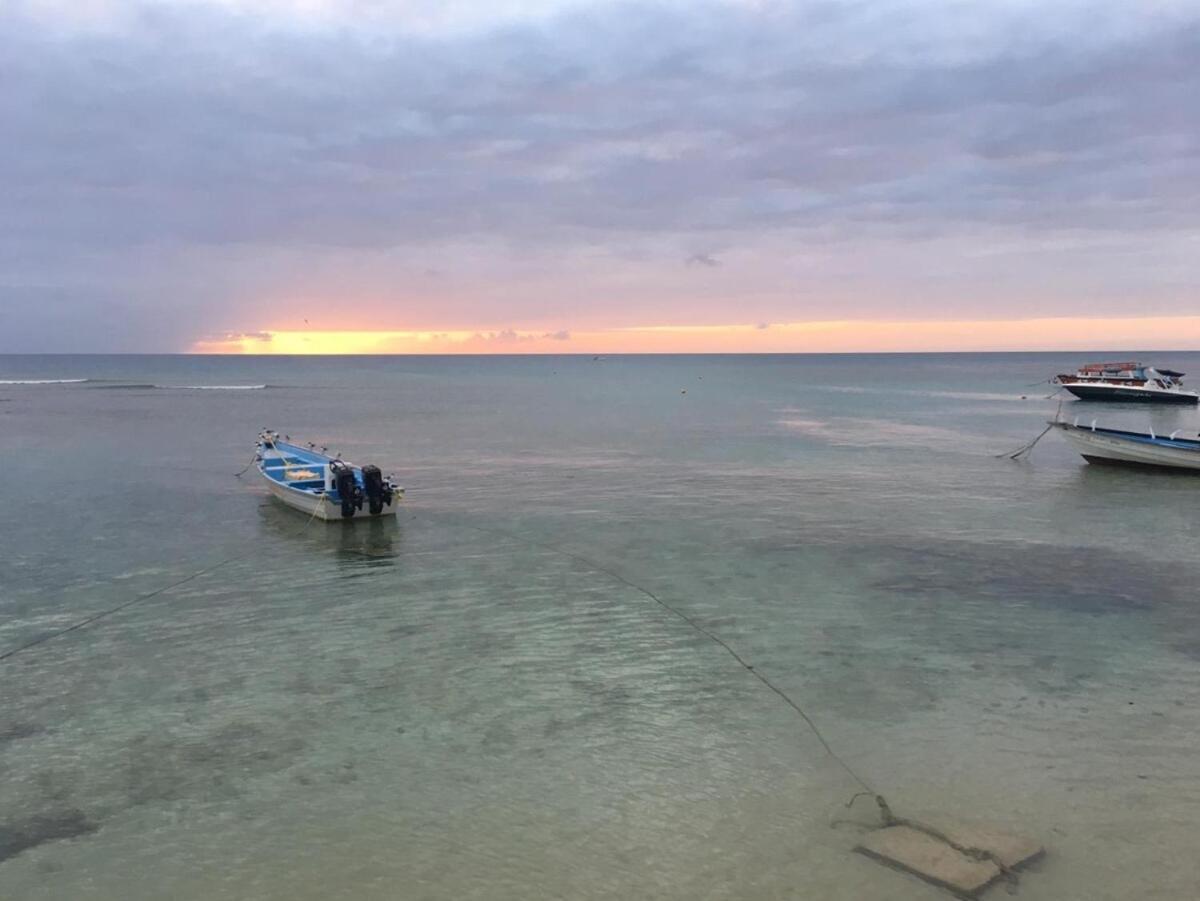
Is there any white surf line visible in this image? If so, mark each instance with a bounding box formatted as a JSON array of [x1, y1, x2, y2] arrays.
[[0, 379, 89, 385]]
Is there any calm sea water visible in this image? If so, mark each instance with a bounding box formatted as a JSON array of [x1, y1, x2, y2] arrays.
[[2, 353, 1199, 900]]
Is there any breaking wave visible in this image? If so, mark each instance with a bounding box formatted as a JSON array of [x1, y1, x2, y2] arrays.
[[0, 378, 90, 385], [86, 383, 271, 390], [158, 384, 268, 390], [818, 385, 1028, 402]]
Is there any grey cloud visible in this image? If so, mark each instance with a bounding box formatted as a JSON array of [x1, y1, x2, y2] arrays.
[[207, 330, 273, 342], [6, 2, 1196, 248], [478, 329, 532, 343], [1, 1, 1198, 349]]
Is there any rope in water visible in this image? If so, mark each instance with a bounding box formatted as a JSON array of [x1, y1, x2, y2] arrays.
[[0, 556, 247, 663], [233, 452, 258, 477], [0, 465, 327, 664], [995, 422, 1054, 460], [461, 519, 882, 801], [995, 401, 1062, 460]]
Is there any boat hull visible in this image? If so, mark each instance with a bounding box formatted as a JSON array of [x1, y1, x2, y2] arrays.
[[254, 433, 402, 522], [1061, 383, 1198, 404], [260, 470, 399, 520], [1056, 423, 1200, 472]]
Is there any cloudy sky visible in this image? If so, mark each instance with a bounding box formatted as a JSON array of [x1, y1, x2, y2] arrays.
[[2, 0, 1198, 352]]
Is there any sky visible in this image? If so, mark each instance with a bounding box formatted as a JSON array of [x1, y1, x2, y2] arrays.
[[1, 0, 1197, 353]]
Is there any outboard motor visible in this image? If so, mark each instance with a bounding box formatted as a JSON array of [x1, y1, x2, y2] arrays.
[[361, 464, 393, 515], [329, 460, 363, 518]]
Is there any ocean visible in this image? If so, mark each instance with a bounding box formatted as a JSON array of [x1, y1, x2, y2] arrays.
[[2, 353, 1199, 900]]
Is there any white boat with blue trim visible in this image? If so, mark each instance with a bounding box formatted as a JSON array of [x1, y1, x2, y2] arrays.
[[1054, 419, 1200, 471], [255, 430, 404, 520]]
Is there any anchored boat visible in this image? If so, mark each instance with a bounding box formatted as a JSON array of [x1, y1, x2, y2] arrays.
[[1054, 362, 1198, 404], [1054, 420, 1200, 472], [255, 430, 404, 520]]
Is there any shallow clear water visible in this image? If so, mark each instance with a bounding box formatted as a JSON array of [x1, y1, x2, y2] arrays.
[[2, 353, 1199, 899]]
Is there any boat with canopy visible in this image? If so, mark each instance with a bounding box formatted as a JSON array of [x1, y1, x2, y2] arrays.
[[1054, 362, 1198, 404]]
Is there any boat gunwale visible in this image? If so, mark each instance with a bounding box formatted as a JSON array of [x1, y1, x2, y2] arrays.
[[1053, 420, 1200, 451]]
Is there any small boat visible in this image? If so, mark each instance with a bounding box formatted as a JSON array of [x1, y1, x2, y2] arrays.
[[1054, 361, 1198, 404], [255, 430, 404, 520], [1054, 419, 1200, 471]]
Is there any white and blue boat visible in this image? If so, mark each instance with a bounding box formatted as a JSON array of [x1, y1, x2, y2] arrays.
[[1054, 361, 1198, 404], [1054, 420, 1200, 471], [255, 430, 404, 520]]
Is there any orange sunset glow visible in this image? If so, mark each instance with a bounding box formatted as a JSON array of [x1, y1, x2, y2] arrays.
[[192, 316, 1200, 355]]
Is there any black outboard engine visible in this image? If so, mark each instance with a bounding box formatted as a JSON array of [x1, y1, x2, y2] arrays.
[[361, 464, 393, 515], [329, 460, 363, 518]]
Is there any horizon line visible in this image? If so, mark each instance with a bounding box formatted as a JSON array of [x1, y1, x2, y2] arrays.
[[6, 348, 1200, 357]]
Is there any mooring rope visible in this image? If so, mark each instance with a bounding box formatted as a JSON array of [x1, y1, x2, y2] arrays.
[[460, 519, 881, 800], [995, 401, 1062, 460], [995, 422, 1054, 460], [233, 452, 258, 477], [0, 556, 247, 663], [0, 474, 328, 664]]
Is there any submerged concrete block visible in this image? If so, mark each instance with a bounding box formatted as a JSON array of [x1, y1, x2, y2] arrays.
[[856, 825, 1001, 897], [856, 821, 1043, 898]]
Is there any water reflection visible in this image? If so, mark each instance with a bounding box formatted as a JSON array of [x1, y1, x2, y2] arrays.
[[256, 501, 402, 567], [1071, 457, 1200, 484], [336, 517, 399, 568]]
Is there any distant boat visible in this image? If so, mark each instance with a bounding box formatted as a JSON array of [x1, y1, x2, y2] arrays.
[[1054, 420, 1200, 471], [1054, 361, 1198, 404], [255, 430, 403, 520]]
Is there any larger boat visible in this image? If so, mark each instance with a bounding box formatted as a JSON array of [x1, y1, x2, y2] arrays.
[[1054, 361, 1198, 404], [255, 430, 403, 520], [1054, 419, 1200, 471]]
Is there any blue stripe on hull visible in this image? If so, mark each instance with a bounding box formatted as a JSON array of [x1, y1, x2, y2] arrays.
[[1084, 425, 1200, 449]]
